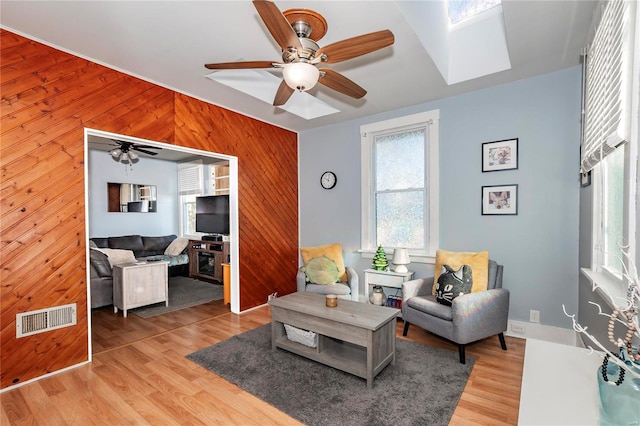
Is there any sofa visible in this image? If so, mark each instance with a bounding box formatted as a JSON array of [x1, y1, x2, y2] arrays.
[[89, 234, 189, 308], [90, 249, 115, 308]]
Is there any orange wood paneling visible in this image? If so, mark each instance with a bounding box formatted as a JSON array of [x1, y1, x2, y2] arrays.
[[0, 28, 298, 389], [174, 94, 299, 310]]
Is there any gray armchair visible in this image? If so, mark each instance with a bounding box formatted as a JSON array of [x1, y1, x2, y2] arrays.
[[401, 260, 509, 363], [297, 267, 359, 301]]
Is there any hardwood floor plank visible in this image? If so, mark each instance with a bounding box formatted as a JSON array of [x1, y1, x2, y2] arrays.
[[1, 390, 36, 425], [180, 390, 265, 426], [2, 302, 525, 425], [13, 382, 67, 425]]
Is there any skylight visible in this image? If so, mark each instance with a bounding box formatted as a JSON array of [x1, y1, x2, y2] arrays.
[[448, 0, 502, 24], [205, 69, 340, 120]]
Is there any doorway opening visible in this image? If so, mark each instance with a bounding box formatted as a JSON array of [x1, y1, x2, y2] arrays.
[[84, 128, 240, 355]]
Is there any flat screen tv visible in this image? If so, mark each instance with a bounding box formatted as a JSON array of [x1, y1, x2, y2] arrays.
[[195, 195, 230, 235]]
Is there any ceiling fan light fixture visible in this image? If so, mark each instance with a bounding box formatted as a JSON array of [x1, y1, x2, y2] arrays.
[[120, 152, 129, 162], [283, 62, 319, 91], [110, 148, 122, 158], [128, 151, 139, 161]]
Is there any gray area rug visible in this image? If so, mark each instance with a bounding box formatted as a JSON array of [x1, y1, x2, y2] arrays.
[[187, 324, 474, 426], [131, 276, 223, 318]]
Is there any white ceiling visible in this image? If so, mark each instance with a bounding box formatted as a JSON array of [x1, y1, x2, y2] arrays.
[[86, 133, 212, 162], [1, 1, 597, 133]]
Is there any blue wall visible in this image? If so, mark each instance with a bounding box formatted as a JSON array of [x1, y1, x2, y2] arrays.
[[299, 67, 582, 327], [88, 150, 179, 237]]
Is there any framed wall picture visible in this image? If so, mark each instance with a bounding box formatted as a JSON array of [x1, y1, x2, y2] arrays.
[[482, 184, 518, 215], [482, 138, 518, 172]]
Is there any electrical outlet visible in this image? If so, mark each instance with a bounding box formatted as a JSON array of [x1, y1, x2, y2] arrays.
[[511, 324, 526, 334], [530, 309, 540, 323]]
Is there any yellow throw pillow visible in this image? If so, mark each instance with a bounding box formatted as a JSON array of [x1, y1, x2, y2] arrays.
[[300, 243, 347, 282], [432, 249, 489, 295]]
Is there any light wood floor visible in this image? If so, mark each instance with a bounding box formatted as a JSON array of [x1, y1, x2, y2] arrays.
[[2, 300, 525, 425]]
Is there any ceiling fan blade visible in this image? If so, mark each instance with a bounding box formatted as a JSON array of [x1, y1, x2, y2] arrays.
[[253, 0, 303, 52], [205, 61, 275, 70], [131, 144, 161, 149], [111, 139, 133, 150], [318, 69, 366, 99], [273, 80, 294, 106], [132, 147, 159, 156], [316, 30, 394, 64]]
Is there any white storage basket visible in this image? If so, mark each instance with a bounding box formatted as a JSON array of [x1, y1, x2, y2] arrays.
[[283, 324, 317, 348]]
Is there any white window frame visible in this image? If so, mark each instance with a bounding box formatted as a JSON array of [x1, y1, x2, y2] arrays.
[[360, 110, 439, 263]]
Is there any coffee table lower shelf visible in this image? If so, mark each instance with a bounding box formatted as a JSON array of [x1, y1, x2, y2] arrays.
[[271, 313, 395, 388], [274, 334, 372, 379]]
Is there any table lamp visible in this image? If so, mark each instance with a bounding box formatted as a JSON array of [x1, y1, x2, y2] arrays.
[[392, 248, 410, 273]]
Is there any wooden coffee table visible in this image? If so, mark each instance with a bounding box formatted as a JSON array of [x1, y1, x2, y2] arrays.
[[269, 292, 398, 388]]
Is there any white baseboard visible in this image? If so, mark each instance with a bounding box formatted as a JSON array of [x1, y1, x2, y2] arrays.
[[1, 360, 90, 393], [505, 320, 579, 346]]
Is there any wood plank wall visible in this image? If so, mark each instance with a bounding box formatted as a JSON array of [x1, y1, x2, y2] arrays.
[[174, 95, 299, 310], [0, 30, 298, 389]]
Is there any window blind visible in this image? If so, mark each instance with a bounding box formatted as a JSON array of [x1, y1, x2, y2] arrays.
[[178, 164, 203, 195], [581, 0, 635, 173]]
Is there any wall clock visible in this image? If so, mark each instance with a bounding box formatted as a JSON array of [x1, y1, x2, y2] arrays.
[[320, 171, 337, 189]]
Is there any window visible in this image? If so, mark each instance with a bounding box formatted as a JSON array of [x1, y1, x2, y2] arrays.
[[178, 162, 203, 237], [593, 146, 626, 278], [181, 194, 198, 236], [582, 0, 638, 285], [447, 0, 502, 25], [361, 110, 439, 261]]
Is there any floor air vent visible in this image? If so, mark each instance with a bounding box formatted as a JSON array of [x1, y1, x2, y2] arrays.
[[16, 303, 77, 338]]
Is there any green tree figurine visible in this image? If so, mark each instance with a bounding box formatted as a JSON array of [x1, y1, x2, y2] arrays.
[[372, 245, 389, 271]]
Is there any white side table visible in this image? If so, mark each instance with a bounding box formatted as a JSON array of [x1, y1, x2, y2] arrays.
[[112, 261, 169, 317], [364, 269, 415, 303]]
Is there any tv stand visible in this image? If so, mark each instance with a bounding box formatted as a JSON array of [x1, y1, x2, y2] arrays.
[[188, 240, 230, 283], [202, 234, 223, 242]]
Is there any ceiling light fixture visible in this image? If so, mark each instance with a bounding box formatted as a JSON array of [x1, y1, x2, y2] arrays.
[[109, 147, 138, 164], [282, 62, 320, 91]]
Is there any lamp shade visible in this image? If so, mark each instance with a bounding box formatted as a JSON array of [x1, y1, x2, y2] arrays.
[[392, 248, 410, 273], [283, 62, 320, 91], [110, 148, 122, 158]]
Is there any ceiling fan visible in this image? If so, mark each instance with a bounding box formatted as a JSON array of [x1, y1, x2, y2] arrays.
[[109, 139, 161, 163], [204, 0, 395, 107]]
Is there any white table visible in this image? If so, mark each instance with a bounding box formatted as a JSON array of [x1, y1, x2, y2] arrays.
[[518, 339, 601, 425], [112, 261, 169, 317], [363, 268, 414, 302]]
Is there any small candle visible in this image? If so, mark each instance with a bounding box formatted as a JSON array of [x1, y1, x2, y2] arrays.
[[326, 294, 338, 307]]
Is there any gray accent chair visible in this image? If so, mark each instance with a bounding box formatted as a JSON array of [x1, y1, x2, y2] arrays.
[[401, 260, 509, 363], [297, 267, 359, 301]]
